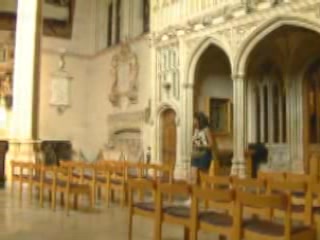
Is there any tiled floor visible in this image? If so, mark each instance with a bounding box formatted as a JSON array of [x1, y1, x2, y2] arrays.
[[0, 186, 217, 240]]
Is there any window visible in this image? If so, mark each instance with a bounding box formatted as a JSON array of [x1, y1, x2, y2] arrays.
[[255, 63, 286, 144], [115, 0, 121, 44], [107, 3, 113, 47], [142, 0, 150, 33]]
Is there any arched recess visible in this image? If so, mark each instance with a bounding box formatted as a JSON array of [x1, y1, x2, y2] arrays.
[[183, 37, 233, 175], [239, 18, 320, 174], [235, 15, 320, 75]]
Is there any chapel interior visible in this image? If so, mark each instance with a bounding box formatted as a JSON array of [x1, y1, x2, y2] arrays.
[[1, 0, 320, 240]]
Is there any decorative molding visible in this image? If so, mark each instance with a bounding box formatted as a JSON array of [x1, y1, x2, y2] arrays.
[[109, 43, 139, 107]]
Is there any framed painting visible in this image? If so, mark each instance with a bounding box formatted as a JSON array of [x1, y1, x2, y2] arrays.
[[205, 97, 232, 135], [0, 0, 76, 39]]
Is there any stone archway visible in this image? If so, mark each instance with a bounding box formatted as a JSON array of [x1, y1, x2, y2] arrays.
[[184, 39, 233, 175], [242, 24, 320, 173]]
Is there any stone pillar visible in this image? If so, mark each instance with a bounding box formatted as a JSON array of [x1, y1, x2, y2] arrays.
[[5, 0, 42, 181], [231, 74, 246, 177], [176, 82, 194, 180]]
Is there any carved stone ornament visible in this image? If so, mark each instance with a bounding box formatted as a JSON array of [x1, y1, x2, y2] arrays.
[[109, 43, 139, 107]]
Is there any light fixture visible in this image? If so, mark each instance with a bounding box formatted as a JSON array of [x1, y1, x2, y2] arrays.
[[50, 49, 72, 114]]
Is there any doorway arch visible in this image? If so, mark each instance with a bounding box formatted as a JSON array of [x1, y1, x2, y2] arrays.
[[160, 108, 177, 166]]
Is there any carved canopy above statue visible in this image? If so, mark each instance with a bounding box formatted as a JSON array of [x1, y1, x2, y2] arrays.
[[109, 43, 139, 107]]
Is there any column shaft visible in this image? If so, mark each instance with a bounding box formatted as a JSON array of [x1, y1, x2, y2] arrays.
[[231, 74, 246, 177]]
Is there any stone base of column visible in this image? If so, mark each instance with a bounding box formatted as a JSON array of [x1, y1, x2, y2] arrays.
[[5, 139, 41, 183], [230, 159, 239, 176], [231, 157, 247, 178], [237, 160, 246, 178]]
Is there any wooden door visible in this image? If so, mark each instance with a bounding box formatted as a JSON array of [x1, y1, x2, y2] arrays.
[[161, 109, 177, 166], [304, 61, 320, 176]]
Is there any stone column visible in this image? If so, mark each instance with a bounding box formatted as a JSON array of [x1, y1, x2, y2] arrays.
[[5, 0, 42, 181], [231, 74, 246, 177], [176, 82, 194, 180]]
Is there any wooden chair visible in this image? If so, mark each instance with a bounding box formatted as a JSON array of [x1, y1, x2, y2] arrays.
[[107, 163, 127, 207], [94, 161, 111, 206], [52, 165, 93, 214], [29, 163, 44, 203], [10, 161, 33, 200], [156, 183, 192, 240], [190, 186, 235, 240], [199, 173, 231, 209], [128, 179, 157, 240], [269, 179, 312, 225], [40, 165, 56, 209], [235, 190, 315, 240]]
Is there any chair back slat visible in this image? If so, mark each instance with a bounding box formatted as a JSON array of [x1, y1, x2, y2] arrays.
[[200, 173, 230, 187], [233, 178, 266, 192], [158, 183, 190, 195], [237, 190, 288, 209], [269, 180, 307, 193], [128, 179, 156, 190], [193, 186, 234, 202]]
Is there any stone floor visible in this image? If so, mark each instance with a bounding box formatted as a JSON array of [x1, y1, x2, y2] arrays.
[[0, 186, 217, 240]]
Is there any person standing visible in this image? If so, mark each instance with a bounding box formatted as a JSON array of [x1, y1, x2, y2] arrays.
[[190, 112, 213, 183]]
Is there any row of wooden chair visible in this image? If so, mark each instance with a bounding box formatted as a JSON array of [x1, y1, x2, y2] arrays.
[[128, 173, 320, 240], [10, 160, 175, 213]]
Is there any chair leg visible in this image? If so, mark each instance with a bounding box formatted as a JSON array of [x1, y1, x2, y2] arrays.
[[154, 222, 162, 240], [105, 186, 110, 208], [189, 227, 198, 240], [73, 194, 78, 210], [121, 189, 126, 207], [218, 235, 226, 240], [97, 187, 102, 200], [91, 185, 96, 205], [88, 191, 93, 209], [183, 227, 190, 240], [60, 193, 65, 206], [51, 189, 56, 211], [19, 182, 23, 201], [29, 183, 33, 201], [40, 186, 44, 208], [128, 209, 133, 240], [66, 191, 70, 216]]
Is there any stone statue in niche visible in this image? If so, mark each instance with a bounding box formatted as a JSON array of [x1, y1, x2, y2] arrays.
[[109, 43, 139, 107]]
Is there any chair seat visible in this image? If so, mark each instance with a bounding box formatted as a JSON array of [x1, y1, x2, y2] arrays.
[[275, 204, 304, 213], [72, 172, 81, 178], [313, 206, 320, 215], [165, 206, 190, 218], [244, 219, 308, 237], [134, 202, 156, 212], [96, 176, 107, 183], [32, 175, 41, 182], [110, 179, 123, 185], [144, 176, 171, 183], [83, 174, 93, 180], [43, 178, 53, 185], [56, 180, 89, 190], [13, 174, 30, 179], [199, 211, 233, 227]]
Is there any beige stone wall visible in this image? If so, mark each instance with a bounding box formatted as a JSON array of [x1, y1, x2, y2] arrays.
[[86, 37, 152, 160]]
